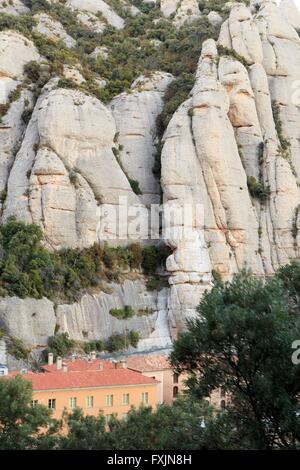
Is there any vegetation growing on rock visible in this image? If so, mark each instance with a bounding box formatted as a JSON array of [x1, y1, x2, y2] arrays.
[[109, 305, 135, 319], [0, 218, 170, 302]]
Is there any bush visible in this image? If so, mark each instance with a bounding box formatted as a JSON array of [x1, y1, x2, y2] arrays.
[[47, 332, 75, 358], [156, 73, 195, 138], [23, 61, 42, 83], [7, 336, 29, 360], [105, 334, 126, 352], [105, 330, 140, 352], [109, 305, 135, 320], [146, 277, 169, 291], [0, 219, 172, 302], [217, 45, 249, 68], [247, 176, 271, 202], [272, 100, 291, 157], [129, 179, 142, 195], [141, 244, 172, 274], [128, 330, 140, 348], [83, 340, 104, 354]]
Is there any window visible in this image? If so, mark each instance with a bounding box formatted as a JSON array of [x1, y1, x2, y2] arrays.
[[48, 399, 56, 409], [221, 400, 226, 410], [173, 373, 179, 384], [122, 413, 128, 421], [105, 394, 113, 407], [220, 386, 226, 398], [141, 392, 149, 404], [122, 393, 130, 405], [173, 386, 179, 398], [69, 397, 77, 409], [31, 400, 38, 407], [86, 395, 94, 408]]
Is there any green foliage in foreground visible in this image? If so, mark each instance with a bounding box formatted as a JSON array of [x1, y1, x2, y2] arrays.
[[0, 376, 57, 450], [171, 268, 300, 449], [60, 399, 215, 450], [0, 378, 221, 450], [0, 218, 170, 302]]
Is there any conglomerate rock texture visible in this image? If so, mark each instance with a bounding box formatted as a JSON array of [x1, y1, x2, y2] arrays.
[[1, 0, 300, 351]]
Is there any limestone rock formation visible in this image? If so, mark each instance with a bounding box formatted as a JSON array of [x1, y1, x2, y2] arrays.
[[66, 0, 125, 29], [0, 31, 40, 79], [0, 0, 29, 16], [1, 0, 300, 352], [0, 280, 172, 351], [173, 0, 201, 28], [56, 279, 171, 351], [3, 85, 142, 249], [161, 0, 300, 320], [110, 71, 174, 206], [280, 0, 300, 30], [0, 31, 40, 206], [160, 0, 180, 17], [207, 11, 223, 27], [76, 10, 106, 33], [33, 13, 76, 48], [0, 297, 56, 348], [160, 0, 201, 27]]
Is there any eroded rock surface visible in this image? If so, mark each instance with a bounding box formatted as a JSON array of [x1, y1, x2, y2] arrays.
[[110, 71, 174, 206], [161, 1, 300, 320]]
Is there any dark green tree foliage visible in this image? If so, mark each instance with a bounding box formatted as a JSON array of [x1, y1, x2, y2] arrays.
[[109, 305, 135, 319], [59, 408, 108, 450], [171, 270, 300, 449], [83, 340, 104, 354], [0, 12, 36, 37], [0, 218, 52, 298], [105, 330, 140, 352], [141, 244, 172, 274], [247, 176, 270, 202], [47, 332, 75, 358], [277, 260, 300, 314], [0, 376, 56, 450], [59, 398, 214, 450]]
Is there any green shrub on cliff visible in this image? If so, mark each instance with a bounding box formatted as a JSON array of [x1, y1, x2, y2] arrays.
[[0, 218, 170, 302]]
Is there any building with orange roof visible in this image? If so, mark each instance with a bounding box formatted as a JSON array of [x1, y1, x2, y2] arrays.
[[126, 354, 187, 405], [5, 354, 159, 422], [126, 354, 229, 409]]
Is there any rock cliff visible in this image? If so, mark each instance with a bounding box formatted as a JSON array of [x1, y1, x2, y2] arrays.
[[0, 0, 300, 355]]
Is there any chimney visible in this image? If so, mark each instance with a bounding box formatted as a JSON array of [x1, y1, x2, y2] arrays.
[[98, 362, 103, 371], [71, 354, 76, 362], [115, 360, 127, 369], [91, 351, 96, 361], [62, 362, 68, 373], [48, 353, 54, 366], [57, 356, 62, 370]]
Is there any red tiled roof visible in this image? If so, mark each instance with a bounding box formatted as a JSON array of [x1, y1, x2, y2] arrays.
[[126, 354, 171, 372], [6, 368, 158, 391]]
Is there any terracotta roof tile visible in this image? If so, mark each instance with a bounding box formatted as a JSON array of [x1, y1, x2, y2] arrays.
[[6, 367, 158, 391], [126, 355, 171, 372]]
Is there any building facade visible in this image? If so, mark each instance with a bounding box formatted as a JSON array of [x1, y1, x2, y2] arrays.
[[126, 355, 187, 405], [6, 356, 158, 422]]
